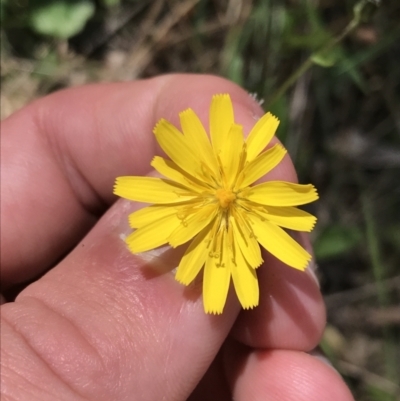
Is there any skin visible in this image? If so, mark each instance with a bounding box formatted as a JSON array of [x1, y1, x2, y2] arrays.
[[0, 74, 355, 401]]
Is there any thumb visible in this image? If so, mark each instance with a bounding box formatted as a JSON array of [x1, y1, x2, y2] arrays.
[[1, 75, 265, 401]]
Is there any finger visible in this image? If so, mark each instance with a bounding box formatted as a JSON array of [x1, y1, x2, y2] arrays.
[[225, 343, 355, 401], [0, 75, 270, 287], [230, 248, 325, 351]]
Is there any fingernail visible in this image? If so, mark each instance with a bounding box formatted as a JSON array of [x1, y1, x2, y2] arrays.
[[291, 231, 320, 288], [306, 260, 320, 289]]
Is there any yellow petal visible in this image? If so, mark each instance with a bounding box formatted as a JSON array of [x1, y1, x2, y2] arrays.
[[154, 119, 200, 178], [175, 226, 210, 285], [210, 94, 234, 155], [219, 123, 244, 187], [203, 253, 231, 314], [179, 108, 219, 175], [129, 205, 176, 228], [169, 204, 217, 248], [246, 181, 318, 206], [246, 113, 280, 161], [126, 213, 181, 253], [230, 212, 262, 268], [151, 156, 206, 192], [114, 176, 197, 203], [249, 214, 311, 270], [237, 144, 287, 189], [231, 235, 259, 309], [259, 206, 317, 232]]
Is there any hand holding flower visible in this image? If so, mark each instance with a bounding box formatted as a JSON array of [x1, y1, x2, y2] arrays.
[[0, 75, 354, 401]]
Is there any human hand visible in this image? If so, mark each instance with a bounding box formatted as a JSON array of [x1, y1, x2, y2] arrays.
[[1, 74, 355, 401]]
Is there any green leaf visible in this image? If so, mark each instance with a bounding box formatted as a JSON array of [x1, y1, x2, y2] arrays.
[[29, 0, 95, 39], [314, 225, 363, 260], [311, 47, 341, 68], [337, 56, 369, 93], [353, 0, 380, 24]]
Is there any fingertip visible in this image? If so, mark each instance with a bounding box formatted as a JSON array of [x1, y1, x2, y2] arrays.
[[231, 255, 326, 351], [225, 347, 355, 401]]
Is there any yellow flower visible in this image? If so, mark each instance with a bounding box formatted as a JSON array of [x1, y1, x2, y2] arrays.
[[114, 94, 318, 314]]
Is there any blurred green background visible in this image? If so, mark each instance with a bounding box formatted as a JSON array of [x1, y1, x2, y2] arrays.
[[1, 0, 399, 399]]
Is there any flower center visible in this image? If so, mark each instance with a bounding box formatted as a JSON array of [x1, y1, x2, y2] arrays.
[[215, 188, 236, 209]]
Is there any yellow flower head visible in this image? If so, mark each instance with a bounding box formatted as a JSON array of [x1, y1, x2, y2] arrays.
[[114, 94, 318, 314]]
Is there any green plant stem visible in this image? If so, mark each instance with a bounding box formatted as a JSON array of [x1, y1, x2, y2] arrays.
[[266, 18, 359, 108]]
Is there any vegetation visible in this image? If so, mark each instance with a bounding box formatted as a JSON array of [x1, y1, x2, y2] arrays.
[[2, 0, 399, 399]]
